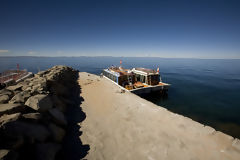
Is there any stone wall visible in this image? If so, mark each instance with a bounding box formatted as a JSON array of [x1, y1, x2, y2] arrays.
[[0, 66, 78, 160]]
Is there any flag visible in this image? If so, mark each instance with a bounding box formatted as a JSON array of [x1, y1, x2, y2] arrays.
[[120, 60, 122, 65], [157, 67, 159, 73]]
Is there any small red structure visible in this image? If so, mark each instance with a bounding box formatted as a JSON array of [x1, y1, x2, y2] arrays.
[[0, 64, 31, 84]]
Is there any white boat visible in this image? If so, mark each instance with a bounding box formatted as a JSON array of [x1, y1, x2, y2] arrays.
[[102, 66, 170, 95]]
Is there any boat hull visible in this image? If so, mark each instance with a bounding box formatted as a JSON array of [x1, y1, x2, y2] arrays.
[[103, 75, 170, 95], [130, 83, 170, 95]]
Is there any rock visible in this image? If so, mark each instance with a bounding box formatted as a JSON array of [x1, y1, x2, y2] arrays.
[[6, 84, 23, 91], [29, 82, 34, 87], [0, 149, 18, 160], [9, 91, 31, 104], [31, 77, 47, 86], [35, 71, 44, 77], [51, 95, 67, 112], [61, 97, 75, 106], [2, 121, 50, 142], [0, 113, 24, 149], [22, 86, 32, 92], [36, 71, 49, 78], [25, 94, 53, 112], [0, 89, 13, 97], [0, 83, 6, 90], [0, 104, 26, 116], [48, 82, 68, 96], [16, 83, 28, 91], [0, 113, 21, 126], [31, 83, 47, 94], [0, 134, 24, 150], [21, 85, 29, 91], [13, 91, 21, 95], [48, 108, 67, 126], [0, 89, 13, 103], [48, 123, 65, 142], [232, 138, 240, 150], [0, 150, 9, 159], [0, 95, 10, 104], [35, 143, 61, 160], [22, 113, 42, 122]]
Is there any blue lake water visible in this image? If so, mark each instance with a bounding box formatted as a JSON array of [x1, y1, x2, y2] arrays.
[[1, 56, 240, 138]]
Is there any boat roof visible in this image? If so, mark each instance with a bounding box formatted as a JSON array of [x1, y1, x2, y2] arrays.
[[104, 67, 159, 76], [109, 67, 133, 76], [103, 67, 133, 77], [132, 68, 158, 75], [135, 68, 156, 74]]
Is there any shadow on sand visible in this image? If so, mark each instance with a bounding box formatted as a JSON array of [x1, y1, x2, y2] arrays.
[[60, 75, 90, 160]]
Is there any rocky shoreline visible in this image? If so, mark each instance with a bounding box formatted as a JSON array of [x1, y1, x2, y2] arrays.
[[0, 66, 79, 160]]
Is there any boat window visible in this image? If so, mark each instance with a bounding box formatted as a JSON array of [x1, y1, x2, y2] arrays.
[[136, 74, 140, 81], [140, 75, 145, 83]]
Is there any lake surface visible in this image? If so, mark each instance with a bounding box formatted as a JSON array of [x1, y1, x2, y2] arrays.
[[1, 56, 240, 138]]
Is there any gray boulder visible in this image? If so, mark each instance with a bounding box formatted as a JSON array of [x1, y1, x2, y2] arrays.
[[21, 85, 30, 91], [17, 82, 28, 90], [0, 89, 13, 104], [0, 95, 10, 104], [48, 82, 68, 96], [9, 91, 31, 104], [48, 123, 65, 142], [0, 103, 26, 116], [6, 84, 23, 91], [35, 143, 61, 160], [0, 150, 9, 159], [21, 80, 34, 91], [0, 113, 21, 126], [48, 108, 67, 126], [3, 121, 50, 142], [51, 95, 67, 112], [13, 90, 21, 95], [22, 113, 42, 122], [61, 97, 75, 106], [31, 77, 47, 86], [30, 83, 47, 94], [22, 86, 32, 92], [0, 149, 18, 160], [0, 114, 25, 150], [35, 71, 46, 78], [25, 94, 53, 112], [0, 134, 24, 150], [0, 89, 13, 97]]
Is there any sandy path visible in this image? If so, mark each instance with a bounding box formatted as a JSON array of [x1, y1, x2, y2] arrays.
[[78, 72, 240, 160]]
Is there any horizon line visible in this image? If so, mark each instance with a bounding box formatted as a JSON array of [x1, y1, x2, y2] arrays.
[[0, 55, 240, 60]]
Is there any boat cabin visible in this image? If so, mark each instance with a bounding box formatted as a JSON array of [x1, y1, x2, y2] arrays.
[[103, 66, 162, 87], [131, 68, 160, 85], [102, 66, 135, 87]]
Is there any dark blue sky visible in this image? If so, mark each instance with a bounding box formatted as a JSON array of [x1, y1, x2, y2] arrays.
[[0, 0, 240, 58]]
